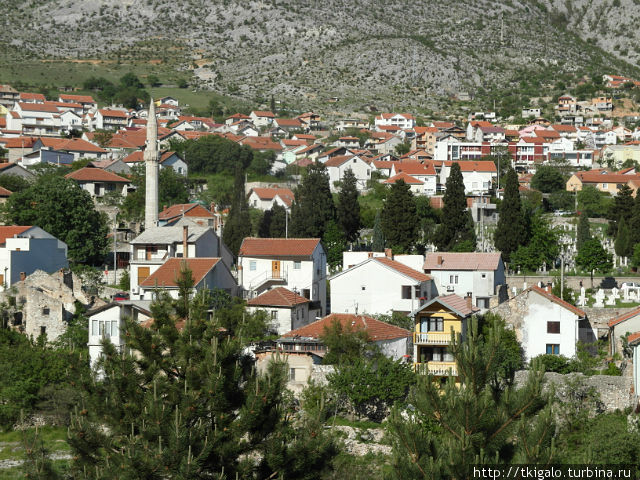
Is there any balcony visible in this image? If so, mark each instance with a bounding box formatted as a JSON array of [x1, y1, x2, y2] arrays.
[[414, 361, 457, 376], [413, 331, 451, 345]]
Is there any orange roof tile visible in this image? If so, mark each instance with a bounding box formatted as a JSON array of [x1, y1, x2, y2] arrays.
[[239, 238, 320, 257], [608, 307, 640, 327], [19, 92, 45, 101], [251, 110, 275, 118], [282, 313, 410, 341], [628, 331, 640, 345], [159, 203, 214, 221], [65, 167, 130, 183], [422, 294, 479, 316], [99, 109, 128, 118], [0, 226, 32, 245], [18, 102, 59, 113], [372, 257, 430, 282], [384, 172, 424, 185], [60, 94, 95, 103], [37, 137, 106, 153], [249, 187, 294, 203], [0, 186, 13, 196], [394, 162, 437, 175], [140, 258, 221, 288], [530, 286, 586, 317], [247, 287, 310, 307]]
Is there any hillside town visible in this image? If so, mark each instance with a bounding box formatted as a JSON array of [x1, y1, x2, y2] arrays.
[[2, 72, 640, 476]]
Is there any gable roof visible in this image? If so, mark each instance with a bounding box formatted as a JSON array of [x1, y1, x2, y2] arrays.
[[36, 137, 106, 153], [393, 162, 437, 175], [282, 313, 410, 341], [608, 307, 640, 328], [122, 150, 180, 164], [384, 172, 424, 185], [159, 203, 215, 221], [424, 252, 502, 271], [99, 108, 128, 118], [324, 155, 363, 167], [249, 187, 295, 203], [530, 286, 586, 317], [251, 110, 275, 118], [373, 257, 430, 282], [59, 94, 95, 103], [65, 167, 130, 183], [131, 225, 209, 245], [18, 102, 59, 113], [247, 287, 310, 307], [140, 258, 220, 288], [411, 294, 479, 318], [0, 226, 32, 246], [239, 238, 321, 257]]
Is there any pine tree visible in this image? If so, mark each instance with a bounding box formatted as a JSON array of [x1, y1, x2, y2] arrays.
[[223, 167, 251, 256], [381, 179, 418, 253], [323, 220, 347, 271], [434, 163, 476, 251], [494, 168, 527, 262], [289, 162, 335, 238], [615, 216, 632, 259], [337, 168, 361, 243], [386, 319, 554, 479], [629, 193, 640, 246], [68, 267, 337, 479], [576, 211, 591, 252], [372, 210, 384, 251], [607, 183, 634, 237], [257, 204, 286, 238]]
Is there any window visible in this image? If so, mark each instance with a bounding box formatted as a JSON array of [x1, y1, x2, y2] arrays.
[[414, 286, 421, 297], [271, 310, 278, 320], [249, 260, 256, 271], [42, 307, 50, 316], [449, 275, 458, 284], [361, 286, 366, 291], [303, 289, 310, 299], [40, 326, 46, 336], [428, 317, 444, 332], [481, 273, 486, 279], [401, 286, 412, 299], [546, 344, 560, 355], [294, 261, 301, 270], [547, 322, 560, 334], [602, 183, 608, 188], [289, 368, 297, 381]]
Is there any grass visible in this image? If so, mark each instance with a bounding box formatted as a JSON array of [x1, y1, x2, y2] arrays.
[[330, 416, 382, 430], [0, 427, 69, 462]]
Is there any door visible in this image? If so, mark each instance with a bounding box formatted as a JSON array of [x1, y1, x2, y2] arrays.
[[272, 261, 281, 279], [138, 267, 150, 285]]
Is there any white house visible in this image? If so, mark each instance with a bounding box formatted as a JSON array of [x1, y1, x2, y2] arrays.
[[88, 301, 152, 370], [330, 255, 434, 316], [129, 225, 226, 297], [423, 252, 505, 309], [94, 108, 128, 130], [59, 110, 83, 133], [246, 286, 313, 335], [238, 238, 327, 315], [0, 226, 68, 289], [122, 150, 188, 176], [8, 102, 61, 136], [323, 155, 371, 192], [374, 113, 416, 130], [279, 313, 411, 360], [249, 110, 275, 128], [389, 162, 438, 195], [438, 160, 497, 194], [138, 257, 237, 300], [491, 285, 595, 362], [247, 187, 295, 211], [608, 307, 640, 357], [65, 167, 130, 199]]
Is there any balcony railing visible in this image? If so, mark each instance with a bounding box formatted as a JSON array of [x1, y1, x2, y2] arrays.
[[414, 361, 457, 376], [413, 331, 451, 345]]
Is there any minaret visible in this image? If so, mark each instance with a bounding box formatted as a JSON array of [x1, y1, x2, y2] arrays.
[[144, 99, 159, 228]]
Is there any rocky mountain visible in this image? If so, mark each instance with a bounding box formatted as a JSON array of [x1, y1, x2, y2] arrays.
[[1, 0, 638, 111]]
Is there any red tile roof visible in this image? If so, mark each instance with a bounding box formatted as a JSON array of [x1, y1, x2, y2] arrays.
[[19, 92, 45, 101], [373, 257, 430, 282], [251, 110, 275, 118], [442, 160, 497, 172], [0, 226, 32, 245], [99, 109, 128, 118], [394, 162, 437, 175], [37, 137, 106, 153], [429, 294, 479, 316], [239, 238, 320, 257], [122, 150, 179, 164], [274, 118, 302, 127], [249, 187, 294, 203], [0, 186, 13, 196], [18, 102, 59, 113], [628, 331, 640, 345], [1, 137, 37, 149], [159, 203, 214, 220], [608, 307, 640, 327], [530, 286, 586, 317], [247, 287, 310, 307], [140, 258, 221, 288], [384, 172, 424, 185], [325, 155, 362, 167], [65, 167, 130, 183], [282, 313, 410, 341], [60, 94, 95, 103], [424, 252, 502, 271]]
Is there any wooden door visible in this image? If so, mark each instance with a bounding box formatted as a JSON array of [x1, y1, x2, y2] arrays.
[[138, 267, 150, 285], [272, 261, 281, 279]]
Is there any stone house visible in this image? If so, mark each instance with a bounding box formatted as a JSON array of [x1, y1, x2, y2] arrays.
[[608, 307, 640, 357]]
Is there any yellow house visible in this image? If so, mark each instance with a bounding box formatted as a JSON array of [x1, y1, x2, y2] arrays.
[[566, 169, 640, 197], [411, 294, 478, 378]]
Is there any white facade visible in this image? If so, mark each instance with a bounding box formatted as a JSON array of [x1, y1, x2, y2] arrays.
[[330, 258, 434, 315], [247, 303, 311, 336], [0, 227, 68, 289], [427, 268, 501, 309], [326, 159, 371, 192], [374, 113, 415, 130]]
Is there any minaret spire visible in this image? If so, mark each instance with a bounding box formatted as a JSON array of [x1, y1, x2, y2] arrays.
[[144, 98, 159, 229]]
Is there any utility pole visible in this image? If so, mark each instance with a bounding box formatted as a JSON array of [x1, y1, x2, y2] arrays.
[[560, 250, 564, 300], [113, 218, 117, 282]]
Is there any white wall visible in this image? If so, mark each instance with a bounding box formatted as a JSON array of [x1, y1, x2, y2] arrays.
[[377, 337, 409, 360], [429, 269, 496, 306]]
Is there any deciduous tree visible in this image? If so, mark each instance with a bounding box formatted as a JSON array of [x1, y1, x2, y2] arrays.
[[576, 238, 613, 288]]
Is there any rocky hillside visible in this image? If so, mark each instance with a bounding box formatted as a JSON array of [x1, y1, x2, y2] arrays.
[[1, 0, 638, 111]]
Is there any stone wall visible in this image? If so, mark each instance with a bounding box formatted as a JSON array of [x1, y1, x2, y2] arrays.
[[514, 370, 635, 412], [506, 275, 640, 291]]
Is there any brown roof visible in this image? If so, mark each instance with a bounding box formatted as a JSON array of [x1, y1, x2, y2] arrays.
[[628, 331, 640, 345], [251, 110, 275, 118], [159, 203, 214, 221], [372, 257, 430, 282], [247, 287, 310, 307], [275, 118, 302, 127], [60, 94, 95, 103], [423, 294, 479, 317], [424, 252, 502, 271], [384, 172, 423, 185], [99, 109, 128, 118], [249, 187, 294, 202], [573, 170, 640, 184], [0, 226, 32, 245], [282, 313, 410, 341], [122, 150, 179, 164], [1, 137, 37, 149], [0, 186, 13, 196], [18, 102, 59, 113], [324, 155, 361, 167], [37, 137, 106, 153], [530, 286, 586, 317], [608, 306, 640, 327], [394, 162, 437, 175], [239, 238, 320, 257], [65, 167, 130, 183], [140, 258, 220, 288], [19, 92, 46, 101]]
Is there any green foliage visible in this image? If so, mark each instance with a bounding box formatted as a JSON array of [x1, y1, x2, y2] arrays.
[[21, 427, 60, 479], [434, 164, 476, 251], [394, 141, 411, 156], [478, 313, 525, 385], [2, 175, 109, 265], [548, 189, 575, 212], [374, 312, 413, 331], [381, 180, 418, 253], [576, 212, 591, 251], [576, 238, 613, 284], [320, 319, 371, 365], [372, 210, 384, 251], [531, 165, 565, 193], [578, 185, 611, 218], [614, 216, 633, 257], [494, 168, 528, 262], [533, 354, 571, 373], [0, 174, 31, 194], [386, 319, 554, 479], [323, 220, 347, 272], [337, 169, 361, 243], [118, 269, 130, 291], [258, 204, 286, 238], [179, 135, 254, 175], [68, 269, 336, 479], [607, 183, 634, 237], [290, 162, 336, 239], [83, 73, 149, 109], [632, 242, 640, 268], [415, 195, 441, 247], [328, 355, 416, 422], [510, 215, 559, 272], [223, 167, 251, 257]]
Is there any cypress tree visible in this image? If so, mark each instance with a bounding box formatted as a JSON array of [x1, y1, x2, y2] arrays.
[[434, 163, 476, 251], [372, 210, 384, 251], [68, 267, 337, 479], [615, 216, 632, 259], [381, 179, 418, 253], [607, 183, 634, 237], [576, 211, 591, 252], [494, 168, 527, 262], [223, 166, 251, 256], [337, 168, 361, 243], [629, 192, 640, 246], [289, 162, 335, 238], [258, 204, 287, 238]]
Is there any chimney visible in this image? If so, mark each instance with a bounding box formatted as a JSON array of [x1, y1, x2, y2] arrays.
[[20, 272, 26, 281], [546, 282, 552, 294], [465, 292, 472, 311], [384, 248, 393, 259], [437, 255, 443, 265], [182, 225, 188, 258]]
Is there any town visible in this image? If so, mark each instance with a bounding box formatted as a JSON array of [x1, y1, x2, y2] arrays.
[[1, 71, 640, 477]]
